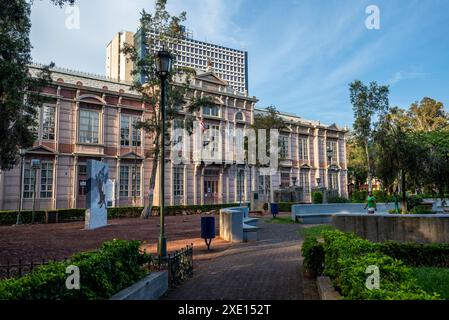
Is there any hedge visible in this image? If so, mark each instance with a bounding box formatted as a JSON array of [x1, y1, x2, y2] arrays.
[[302, 230, 439, 300], [151, 203, 242, 215], [0, 239, 148, 300], [377, 242, 449, 268], [0, 210, 46, 225], [0, 203, 249, 226]]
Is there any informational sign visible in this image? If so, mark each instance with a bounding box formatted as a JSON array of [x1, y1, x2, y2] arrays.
[[85, 160, 109, 230]]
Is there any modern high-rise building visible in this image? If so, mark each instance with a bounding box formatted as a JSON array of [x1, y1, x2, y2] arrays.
[[106, 28, 249, 94], [105, 31, 135, 83]]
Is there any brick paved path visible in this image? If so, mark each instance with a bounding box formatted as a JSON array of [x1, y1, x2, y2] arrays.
[[164, 219, 319, 300]]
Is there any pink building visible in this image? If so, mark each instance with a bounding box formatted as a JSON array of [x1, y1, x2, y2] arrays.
[[0, 64, 348, 211]]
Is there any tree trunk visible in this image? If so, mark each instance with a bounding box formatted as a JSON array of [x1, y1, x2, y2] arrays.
[[401, 169, 407, 214], [141, 131, 160, 219], [365, 142, 372, 191]]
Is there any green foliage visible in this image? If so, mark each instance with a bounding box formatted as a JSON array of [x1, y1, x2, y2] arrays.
[[0, 0, 74, 169], [372, 190, 390, 203], [107, 207, 144, 219], [0, 210, 46, 225], [312, 191, 323, 204], [351, 190, 368, 203], [0, 239, 147, 300], [377, 242, 449, 268], [327, 195, 350, 203], [349, 80, 390, 189], [315, 230, 438, 300], [302, 237, 325, 277], [298, 225, 334, 238], [264, 216, 294, 224], [0, 207, 146, 225], [411, 267, 449, 300], [152, 203, 241, 216], [409, 205, 435, 214], [347, 136, 368, 188]]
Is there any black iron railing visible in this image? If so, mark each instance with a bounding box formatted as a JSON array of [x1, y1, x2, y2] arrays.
[[146, 244, 194, 288], [0, 258, 68, 280], [0, 244, 194, 288]]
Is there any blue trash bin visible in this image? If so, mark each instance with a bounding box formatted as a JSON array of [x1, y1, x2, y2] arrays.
[[270, 203, 279, 218], [201, 216, 215, 250]]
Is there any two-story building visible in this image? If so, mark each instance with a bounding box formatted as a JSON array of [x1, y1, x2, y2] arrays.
[[0, 64, 348, 211]]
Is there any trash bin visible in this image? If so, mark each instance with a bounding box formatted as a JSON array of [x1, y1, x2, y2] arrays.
[[201, 216, 216, 250], [270, 203, 279, 218]]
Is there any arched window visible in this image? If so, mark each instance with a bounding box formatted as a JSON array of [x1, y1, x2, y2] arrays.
[[235, 111, 244, 122]]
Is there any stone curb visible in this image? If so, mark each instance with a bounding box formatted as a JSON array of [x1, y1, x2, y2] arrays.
[[317, 276, 343, 300]]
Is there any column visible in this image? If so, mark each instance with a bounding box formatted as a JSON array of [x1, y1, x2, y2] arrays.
[[72, 156, 78, 208], [53, 155, 58, 209]]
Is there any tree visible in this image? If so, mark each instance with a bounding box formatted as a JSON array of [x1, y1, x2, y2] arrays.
[[0, 0, 75, 170], [408, 97, 449, 132], [122, 0, 208, 218], [418, 130, 449, 200], [374, 108, 427, 212], [349, 80, 389, 191], [346, 135, 368, 190]]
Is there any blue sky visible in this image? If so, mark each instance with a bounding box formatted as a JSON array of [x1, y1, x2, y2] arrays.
[[30, 0, 449, 127]]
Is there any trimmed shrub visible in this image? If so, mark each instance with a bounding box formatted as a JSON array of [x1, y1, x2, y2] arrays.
[[0, 239, 148, 300], [151, 203, 241, 216], [0, 210, 46, 225], [107, 207, 143, 219], [377, 242, 449, 268], [312, 191, 323, 204], [308, 230, 439, 300], [327, 196, 350, 203], [54, 209, 86, 223]]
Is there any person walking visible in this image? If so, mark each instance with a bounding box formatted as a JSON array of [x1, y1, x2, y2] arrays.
[[365, 191, 377, 214]]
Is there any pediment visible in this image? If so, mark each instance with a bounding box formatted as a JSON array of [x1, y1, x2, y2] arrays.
[[120, 152, 144, 160], [300, 163, 312, 169], [328, 123, 339, 130], [196, 72, 228, 86], [27, 145, 55, 154]]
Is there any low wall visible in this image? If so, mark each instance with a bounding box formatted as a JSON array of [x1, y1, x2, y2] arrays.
[[110, 271, 168, 300], [332, 214, 449, 244], [291, 203, 397, 222]]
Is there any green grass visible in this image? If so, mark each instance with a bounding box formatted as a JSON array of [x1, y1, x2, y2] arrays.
[[411, 267, 449, 299], [263, 216, 296, 224], [298, 225, 334, 238]]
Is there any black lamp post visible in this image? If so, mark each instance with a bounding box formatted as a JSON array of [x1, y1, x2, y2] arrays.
[[155, 48, 173, 258]]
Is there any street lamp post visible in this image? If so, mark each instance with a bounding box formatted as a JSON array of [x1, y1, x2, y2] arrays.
[[16, 149, 25, 225], [155, 48, 173, 258]]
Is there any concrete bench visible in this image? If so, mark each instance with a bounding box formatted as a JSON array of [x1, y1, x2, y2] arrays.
[[292, 203, 398, 224], [220, 206, 260, 243]]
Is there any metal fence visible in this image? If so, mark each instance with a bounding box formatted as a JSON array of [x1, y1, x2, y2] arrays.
[[1, 245, 194, 289], [146, 244, 194, 288], [0, 258, 68, 280]]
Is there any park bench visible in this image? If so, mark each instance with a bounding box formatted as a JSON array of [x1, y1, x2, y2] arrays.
[[219, 206, 260, 242]]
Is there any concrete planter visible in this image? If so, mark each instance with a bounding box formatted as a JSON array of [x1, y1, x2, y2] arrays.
[[110, 271, 168, 300]]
